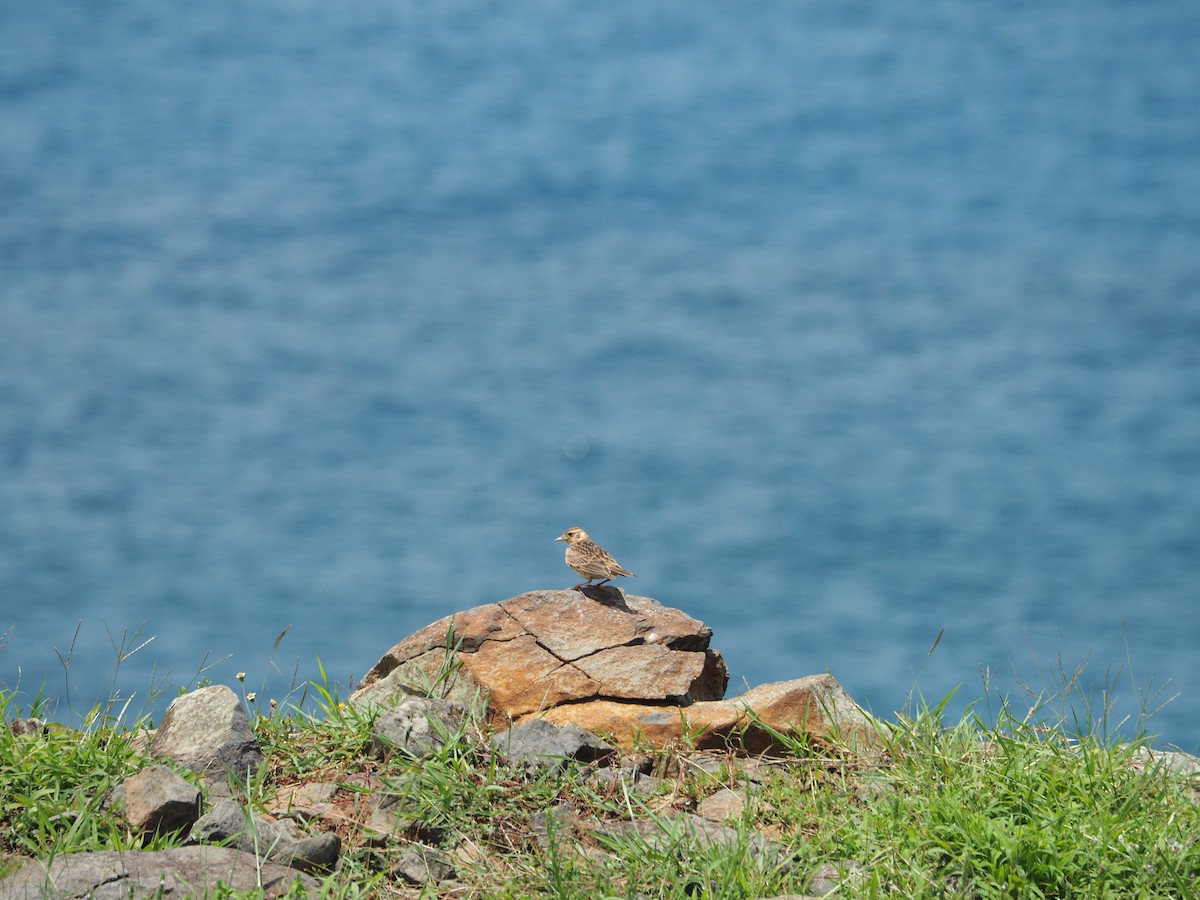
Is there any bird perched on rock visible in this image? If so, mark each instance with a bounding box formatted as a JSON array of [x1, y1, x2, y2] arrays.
[[555, 527, 637, 591]]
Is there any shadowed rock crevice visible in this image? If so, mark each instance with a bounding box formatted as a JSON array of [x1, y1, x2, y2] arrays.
[[541, 694, 692, 711], [661, 634, 713, 652], [530, 637, 576, 665]]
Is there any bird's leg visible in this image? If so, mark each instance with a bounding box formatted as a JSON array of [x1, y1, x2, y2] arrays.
[[594, 578, 611, 587]]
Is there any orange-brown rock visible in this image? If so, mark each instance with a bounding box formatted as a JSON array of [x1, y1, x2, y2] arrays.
[[538, 675, 879, 754], [351, 591, 877, 754], [349, 589, 728, 720]]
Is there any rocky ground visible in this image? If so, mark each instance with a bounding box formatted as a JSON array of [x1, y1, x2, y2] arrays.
[[2, 589, 1196, 898]]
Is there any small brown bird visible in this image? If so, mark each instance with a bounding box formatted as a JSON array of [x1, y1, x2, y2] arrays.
[[555, 527, 637, 590]]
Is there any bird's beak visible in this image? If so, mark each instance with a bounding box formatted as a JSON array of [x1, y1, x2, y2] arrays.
[[554, 535, 565, 542]]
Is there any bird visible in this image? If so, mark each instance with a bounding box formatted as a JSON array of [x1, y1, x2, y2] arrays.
[[555, 527, 637, 591]]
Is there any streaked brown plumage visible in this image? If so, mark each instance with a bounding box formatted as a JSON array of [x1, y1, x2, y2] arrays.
[[555, 527, 637, 590]]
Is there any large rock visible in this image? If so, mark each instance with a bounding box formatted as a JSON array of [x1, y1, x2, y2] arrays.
[[350, 590, 728, 720], [539, 675, 880, 753], [351, 591, 877, 754], [149, 685, 265, 781], [0, 847, 317, 900]]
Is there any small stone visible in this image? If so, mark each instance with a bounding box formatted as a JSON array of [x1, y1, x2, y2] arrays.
[[120, 765, 202, 838], [371, 697, 470, 760], [530, 802, 580, 850], [808, 860, 867, 895], [489, 719, 615, 772], [271, 823, 341, 874], [594, 812, 792, 873], [188, 798, 340, 873], [686, 755, 730, 776], [1131, 747, 1200, 778], [391, 844, 455, 885], [697, 788, 745, 822], [366, 789, 421, 843], [188, 797, 249, 846], [268, 781, 339, 822], [589, 767, 665, 795]]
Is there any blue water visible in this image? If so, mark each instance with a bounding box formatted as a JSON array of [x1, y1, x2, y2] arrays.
[[2, 2, 1199, 750]]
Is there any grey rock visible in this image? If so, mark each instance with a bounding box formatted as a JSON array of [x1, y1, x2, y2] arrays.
[[1131, 747, 1200, 778], [391, 845, 455, 885], [0, 846, 318, 900], [269, 822, 341, 875], [489, 719, 615, 771], [366, 806, 411, 843], [729, 756, 776, 785], [530, 801, 580, 850], [686, 755, 730, 776], [698, 787, 746, 822], [1130, 747, 1200, 803], [620, 752, 657, 775], [189, 797, 340, 874], [149, 685, 264, 781], [365, 785, 424, 843], [595, 813, 790, 868], [189, 797, 248, 845], [589, 766, 666, 795], [807, 860, 867, 896], [664, 814, 747, 851], [371, 697, 470, 760], [120, 765, 202, 838]]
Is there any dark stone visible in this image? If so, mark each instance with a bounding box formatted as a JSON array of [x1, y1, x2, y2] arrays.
[[188, 797, 247, 845], [489, 719, 615, 771]]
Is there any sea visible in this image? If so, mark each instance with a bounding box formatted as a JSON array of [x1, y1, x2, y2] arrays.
[[2, 1, 1198, 752]]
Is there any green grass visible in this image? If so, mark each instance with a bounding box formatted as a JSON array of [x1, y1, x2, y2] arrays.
[[2, 641, 1198, 898], [762, 710, 1200, 897]]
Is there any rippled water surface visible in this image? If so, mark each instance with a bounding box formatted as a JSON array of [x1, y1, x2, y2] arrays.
[[2, 2, 1199, 749]]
